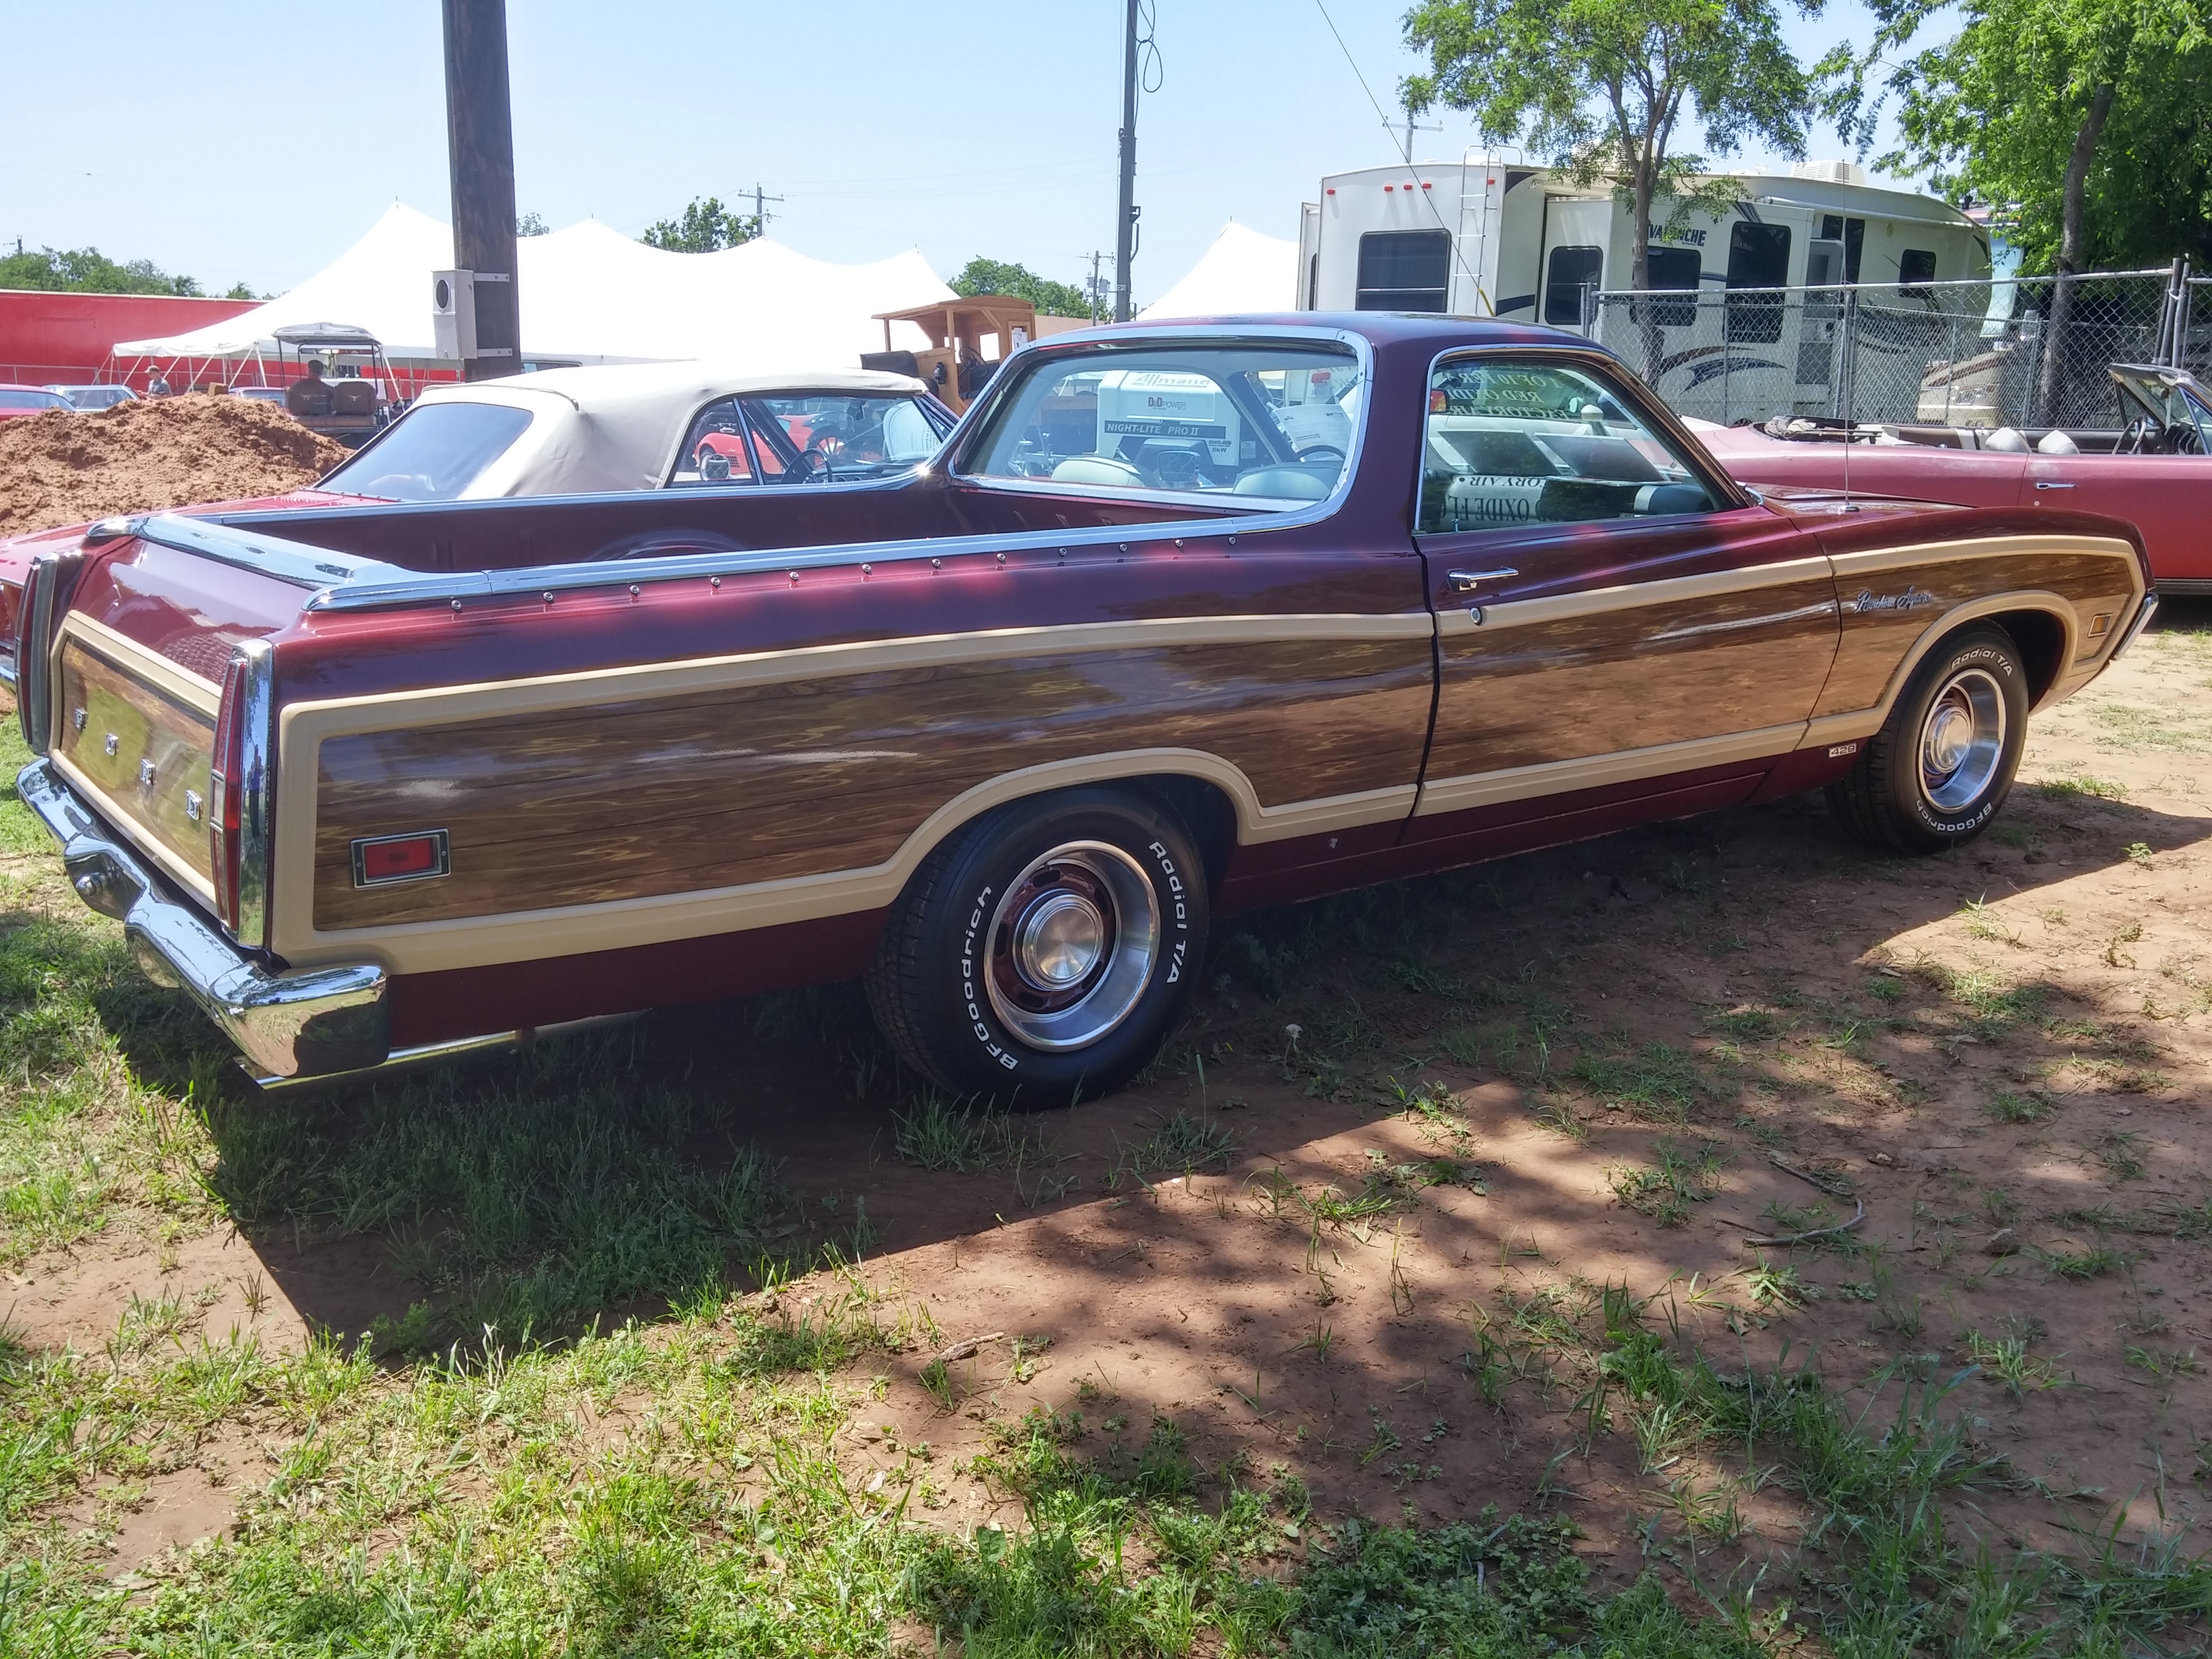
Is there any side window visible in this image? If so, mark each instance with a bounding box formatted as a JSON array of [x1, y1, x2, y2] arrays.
[[1898, 248, 1937, 294], [1356, 230, 1451, 312], [670, 398, 756, 486], [1417, 358, 1719, 534], [1646, 246, 1703, 328], [1543, 246, 1602, 325], [1724, 222, 1791, 343]]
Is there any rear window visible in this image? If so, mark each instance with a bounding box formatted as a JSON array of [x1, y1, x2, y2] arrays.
[[320, 401, 535, 501], [0, 389, 68, 410], [962, 342, 1359, 504]]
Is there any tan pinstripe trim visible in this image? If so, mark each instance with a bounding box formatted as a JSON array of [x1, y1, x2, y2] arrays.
[[1434, 555, 1833, 636], [279, 610, 1437, 741], [1414, 722, 1806, 818], [55, 614, 221, 718], [1826, 533, 2136, 583]]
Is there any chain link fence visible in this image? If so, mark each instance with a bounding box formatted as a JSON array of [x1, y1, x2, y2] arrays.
[[1581, 266, 2197, 432]]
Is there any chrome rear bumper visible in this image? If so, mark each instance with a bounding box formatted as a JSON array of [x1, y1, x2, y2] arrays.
[[16, 758, 388, 1078]]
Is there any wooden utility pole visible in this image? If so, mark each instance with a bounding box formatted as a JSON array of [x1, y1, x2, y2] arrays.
[[442, 0, 521, 379], [1113, 0, 1139, 322]]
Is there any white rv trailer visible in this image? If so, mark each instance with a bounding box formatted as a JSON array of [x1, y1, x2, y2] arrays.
[[1297, 158, 1993, 420]]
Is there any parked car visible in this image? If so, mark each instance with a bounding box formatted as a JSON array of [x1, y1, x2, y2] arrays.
[[320, 361, 954, 501], [44, 384, 138, 412], [10, 314, 2151, 1099], [1696, 364, 2212, 595], [0, 384, 74, 420]]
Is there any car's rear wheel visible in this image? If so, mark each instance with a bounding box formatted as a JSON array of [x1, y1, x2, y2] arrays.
[[1826, 624, 2028, 852], [865, 789, 1206, 1105]]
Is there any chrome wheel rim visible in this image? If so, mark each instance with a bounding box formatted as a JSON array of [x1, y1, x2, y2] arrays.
[[984, 842, 1159, 1051], [1919, 667, 2006, 813]]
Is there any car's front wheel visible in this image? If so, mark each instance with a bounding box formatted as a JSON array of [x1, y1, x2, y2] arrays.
[[1826, 623, 2029, 852], [866, 789, 1208, 1104]]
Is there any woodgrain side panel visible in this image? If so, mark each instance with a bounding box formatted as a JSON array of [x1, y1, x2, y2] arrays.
[[1423, 571, 1840, 783], [312, 635, 1432, 931], [54, 641, 216, 885], [1815, 550, 2131, 717]]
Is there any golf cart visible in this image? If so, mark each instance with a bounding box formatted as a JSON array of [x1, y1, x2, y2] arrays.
[[270, 322, 399, 447]]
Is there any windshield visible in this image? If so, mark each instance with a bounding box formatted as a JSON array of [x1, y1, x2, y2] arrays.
[[669, 391, 953, 487], [0, 390, 69, 410], [2112, 369, 2211, 452], [320, 401, 535, 501], [961, 342, 1360, 504]]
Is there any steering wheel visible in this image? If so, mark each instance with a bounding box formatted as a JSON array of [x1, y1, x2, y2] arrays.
[[796, 447, 833, 480], [1295, 445, 1346, 466], [2120, 415, 2160, 455]]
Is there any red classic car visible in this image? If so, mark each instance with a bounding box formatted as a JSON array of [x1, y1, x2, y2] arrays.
[[11, 315, 2152, 1101], [1696, 364, 2211, 595]]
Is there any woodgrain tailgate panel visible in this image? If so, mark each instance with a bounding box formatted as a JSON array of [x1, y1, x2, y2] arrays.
[[54, 639, 217, 889]]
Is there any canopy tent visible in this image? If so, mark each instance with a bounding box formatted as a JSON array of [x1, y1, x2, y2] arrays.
[[1138, 222, 1299, 320], [110, 202, 957, 369]]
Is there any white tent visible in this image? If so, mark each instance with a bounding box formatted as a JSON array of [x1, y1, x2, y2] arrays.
[[111, 202, 956, 368], [1138, 222, 1299, 320]]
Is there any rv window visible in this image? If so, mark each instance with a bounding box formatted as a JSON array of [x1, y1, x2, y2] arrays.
[[1356, 230, 1451, 312], [1898, 249, 1937, 293], [1417, 358, 1716, 534], [1645, 247, 1703, 328], [1820, 215, 1866, 282], [1724, 222, 1791, 343], [1543, 246, 1603, 324]]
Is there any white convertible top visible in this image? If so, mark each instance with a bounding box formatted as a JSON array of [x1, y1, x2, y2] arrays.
[[408, 360, 931, 497]]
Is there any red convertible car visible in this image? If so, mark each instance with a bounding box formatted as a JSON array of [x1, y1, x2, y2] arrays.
[[10, 314, 2152, 1099], [1697, 364, 2211, 595]]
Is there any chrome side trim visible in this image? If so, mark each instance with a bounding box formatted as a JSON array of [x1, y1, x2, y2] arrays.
[[106, 513, 412, 591], [2110, 590, 2159, 659], [231, 639, 276, 951], [17, 758, 386, 1078]]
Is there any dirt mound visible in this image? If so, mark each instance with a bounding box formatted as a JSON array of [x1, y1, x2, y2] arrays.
[[0, 395, 350, 539]]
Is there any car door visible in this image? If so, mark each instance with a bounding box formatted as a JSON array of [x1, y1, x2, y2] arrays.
[[1408, 350, 1841, 841], [2022, 374, 2212, 590]]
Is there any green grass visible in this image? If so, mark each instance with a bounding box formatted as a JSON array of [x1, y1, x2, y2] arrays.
[[1607, 1139, 1724, 1228], [1570, 1043, 1708, 1123]]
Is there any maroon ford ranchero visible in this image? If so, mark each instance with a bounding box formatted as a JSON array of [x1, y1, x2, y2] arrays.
[[10, 313, 2153, 1099]]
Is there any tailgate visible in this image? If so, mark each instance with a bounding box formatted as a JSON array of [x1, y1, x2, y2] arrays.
[[18, 517, 362, 912]]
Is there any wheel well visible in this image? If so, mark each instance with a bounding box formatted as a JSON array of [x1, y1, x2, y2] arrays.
[[1131, 774, 1237, 886], [1986, 608, 2066, 703]]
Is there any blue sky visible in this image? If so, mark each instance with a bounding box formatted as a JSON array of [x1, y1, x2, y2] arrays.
[[3, 1, 1931, 305]]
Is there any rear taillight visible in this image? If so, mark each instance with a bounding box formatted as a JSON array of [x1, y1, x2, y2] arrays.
[[210, 653, 247, 932], [207, 640, 272, 946]]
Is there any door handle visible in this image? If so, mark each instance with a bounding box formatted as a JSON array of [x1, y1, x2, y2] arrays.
[[1446, 567, 1519, 593], [2033, 480, 2076, 490]]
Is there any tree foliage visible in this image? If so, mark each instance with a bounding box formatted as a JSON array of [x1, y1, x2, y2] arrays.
[[639, 197, 761, 253], [0, 245, 221, 297], [1403, 0, 1821, 294], [950, 257, 1090, 318], [1824, 0, 2212, 274]]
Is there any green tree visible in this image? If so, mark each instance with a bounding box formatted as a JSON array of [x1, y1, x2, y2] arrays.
[[0, 245, 206, 296], [950, 257, 1090, 317], [516, 211, 551, 237], [640, 197, 761, 252], [1403, 0, 1822, 304], [1825, 0, 2212, 274]]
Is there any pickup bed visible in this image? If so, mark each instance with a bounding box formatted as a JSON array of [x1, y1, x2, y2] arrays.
[[12, 315, 2154, 1099]]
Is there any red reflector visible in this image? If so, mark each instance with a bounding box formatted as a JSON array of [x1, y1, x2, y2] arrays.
[[351, 830, 449, 887]]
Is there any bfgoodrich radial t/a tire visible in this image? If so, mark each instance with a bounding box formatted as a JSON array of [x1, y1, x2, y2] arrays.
[[1826, 624, 2029, 853], [865, 789, 1208, 1104]]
